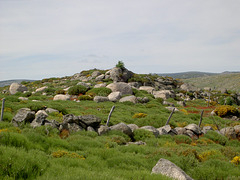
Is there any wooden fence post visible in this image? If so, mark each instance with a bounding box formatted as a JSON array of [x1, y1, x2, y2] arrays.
[[198, 110, 204, 127], [1, 98, 5, 122], [165, 108, 175, 126], [106, 106, 115, 126]]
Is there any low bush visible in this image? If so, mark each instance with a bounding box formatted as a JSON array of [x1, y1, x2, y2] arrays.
[[204, 131, 228, 146], [78, 95, 93, 101], [68, 85, 88, 95], [55, 89, 66, 94], [132, 113, 147, 119], [0, 146, 48, 179], [214, 105, 239, 117], [133, 129, 155, 141], [86, 87, 112, 97]]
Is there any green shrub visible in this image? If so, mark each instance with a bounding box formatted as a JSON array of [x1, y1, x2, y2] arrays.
[[214, 105, 239, 117], [86, 87, 112, 97], [55, 89, 66, 95], [78, 95, 93, 101], [44, 87, 56, 95], [104, 130, 131, 142], [115, 61, 125, 70], [23, 92, 32, 97], [0, 132, 30, 149], [0, 146, 48, 179], [2, 112, 13, 122], [5, 96, 20, 102], [204, 131, 228, 146], [133, 129, 155, 141], [28, 103, 46, 112], [68, 85, 88, 95]]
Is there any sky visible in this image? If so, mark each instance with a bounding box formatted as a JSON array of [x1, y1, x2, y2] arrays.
[[0, 0, 240, 81]]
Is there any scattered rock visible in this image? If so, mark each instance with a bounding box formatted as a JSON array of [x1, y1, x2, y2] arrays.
[[184, 124, 202, 135], [18, 97, 28, 101], [202, 126, 214, 134], [126, 141, 146, 146], [174, 127, 186, 135], [110, 122, 133, 136], [9, 83, 28, 95], [119, 95, 138, 103], [45, 108, 59, 114], [94, 96, 109, 103], [94, 83, 107, 88], [108, 91, 122, 102], [153, 90, 175, 100], [53, 94, 70, 101], [139, 86, 155, 94], [220, 127, 236, 139], [152, 158, 193, 180], [12, 108, 35, 127], [35, 86, 48, 92], [98, 125, 110, 135], [127, 124, 139, 132]]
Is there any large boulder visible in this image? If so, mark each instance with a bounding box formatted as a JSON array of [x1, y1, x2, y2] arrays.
[[139, 86, 155, 94], [12, 108, 35, 126], [202, 126, 214, 134], [153, 90, 175, 100], [127, 124, 139, 132], [220, 127, 236, 139], [35, 86, 48, 93], [91, 71, 101, 78], [152, 158, 193, 180], [119, 95, 138, 104], [30, 110, 48, 128], [9, 83, 28, 95], [93, 96, 109, 103], [78, 115, 102, 129], [109, 67, 133, 82], [53, 94, 70, 101], [107, 82, 133, 95], [184, 124, 202, 135], [108, 91, 122, 102], [97, 125, 110, 135], [110, 123, 133, 136]]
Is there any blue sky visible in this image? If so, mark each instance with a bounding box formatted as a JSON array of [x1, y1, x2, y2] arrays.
[[0, 0, 240, 81]]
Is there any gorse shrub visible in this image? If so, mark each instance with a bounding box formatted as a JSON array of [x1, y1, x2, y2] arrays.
[[78, 95, 93, 101], [231, 156, 240, 165], [214, 105, 238, 117], [68, 85, 88, 95], [52, 150, 85, 159], [86, 87, 112, 97], [133, 129, 155, 141], [132, 113, 147, 119]]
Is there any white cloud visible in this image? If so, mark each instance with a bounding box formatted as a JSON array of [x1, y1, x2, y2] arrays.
[[0, 0, 240, 80]]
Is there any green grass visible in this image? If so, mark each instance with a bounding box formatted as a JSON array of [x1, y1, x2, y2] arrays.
[[0, 76, 240, 179]]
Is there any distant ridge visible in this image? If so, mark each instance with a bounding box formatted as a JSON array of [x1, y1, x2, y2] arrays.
[[157, 71, 218, 79], [0, 79, 36, 87], [157, 71, 240, 79]]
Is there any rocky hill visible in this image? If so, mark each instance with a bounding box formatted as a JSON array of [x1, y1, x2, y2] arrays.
[[183, 72, 240, 92]]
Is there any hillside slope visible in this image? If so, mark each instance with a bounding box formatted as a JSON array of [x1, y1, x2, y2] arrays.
[[158, 71, 218, 79], [183, 73, 240, 92]]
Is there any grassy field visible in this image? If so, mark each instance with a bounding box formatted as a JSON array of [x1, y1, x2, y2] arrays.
[[0, 73, 240, 179]]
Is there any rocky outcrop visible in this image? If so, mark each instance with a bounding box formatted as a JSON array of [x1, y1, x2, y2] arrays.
[[31, 110, 48, 128], [109, 67, 133, 82], [220, 127, 236, 139], [152, 158, 193, 180], [140, 126, 159, 137], [9, 83, 28, 95], [12, 108, 35, 126], [153, 90, 175, 100]]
